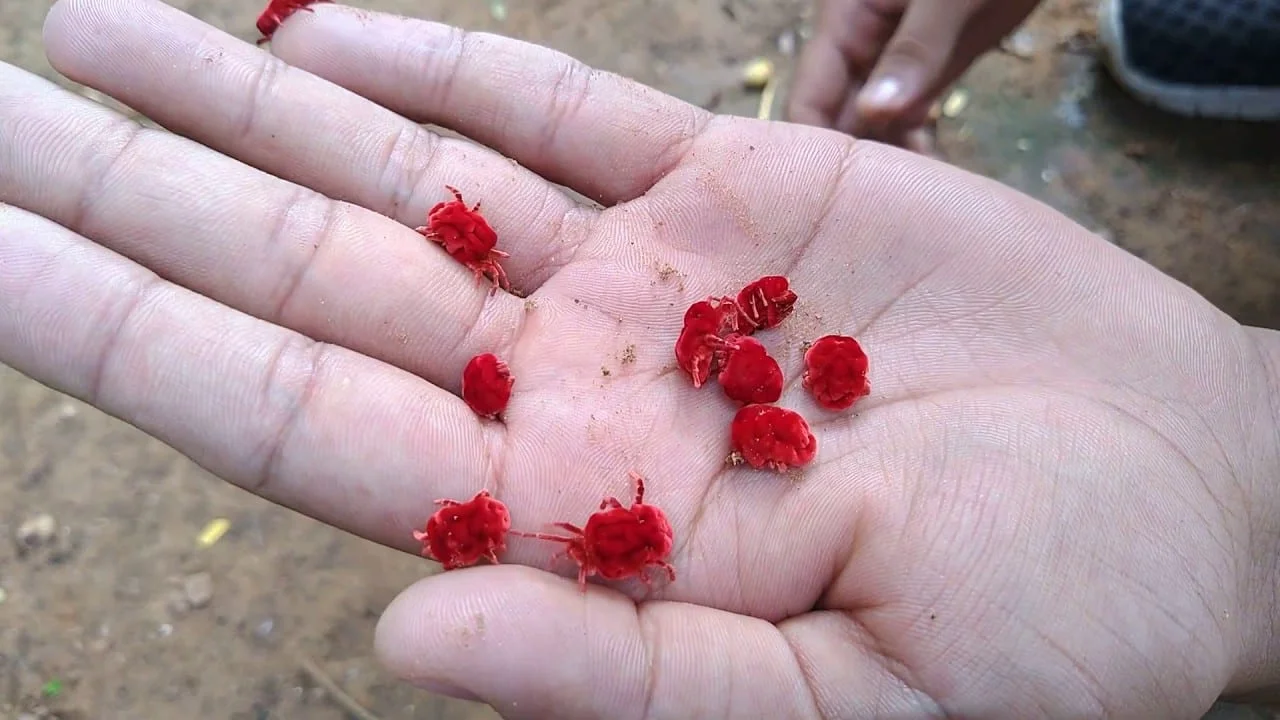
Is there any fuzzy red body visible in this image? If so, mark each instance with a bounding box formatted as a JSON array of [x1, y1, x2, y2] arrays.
[[802, 334, 870, 410], [515, 472, 675, 592], [715, 334, 783, 405], [255, 0, 330, 44], [413, 490, 511, 570], [415, 186, 511, 293], [674, 296, 740, 387], [461, 353, 514, 419], [730, 403, 817, 472], [736, 275, 797, 332]]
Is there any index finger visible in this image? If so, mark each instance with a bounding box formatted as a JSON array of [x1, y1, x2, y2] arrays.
[[43, 0, 588, 290], [264, 3, 712, 207]]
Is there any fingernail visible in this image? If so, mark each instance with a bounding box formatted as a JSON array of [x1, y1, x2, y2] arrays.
[[862, 77, 902, 108]]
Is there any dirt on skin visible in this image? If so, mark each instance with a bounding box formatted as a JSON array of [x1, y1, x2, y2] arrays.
[[1, 0, 1277, 717]]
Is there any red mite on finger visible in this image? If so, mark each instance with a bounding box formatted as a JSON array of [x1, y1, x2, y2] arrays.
[[730, 404, 817, 472], [415, 185, 511, 294], [462, 353, 514, 420], [255, 0, 330, 45], [413, 490, 511, 570], [513, 472, 676, 592], [802, 334, 870, 411]]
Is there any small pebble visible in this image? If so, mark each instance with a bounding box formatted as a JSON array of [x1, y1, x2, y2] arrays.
[[16, 513, 56, 550], [182, 572, 213, 609], [941, 89, 970, 118], [776, 28, 797, 56], [1002, 28, 1037, 59], [742, 57, 774, 90]]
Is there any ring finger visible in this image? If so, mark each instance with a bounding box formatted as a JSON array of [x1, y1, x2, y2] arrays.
[[0, 61, 527, 392]]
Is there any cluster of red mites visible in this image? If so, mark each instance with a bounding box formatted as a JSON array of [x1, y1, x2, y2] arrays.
[[401, 187, 673, 590], [382, 180, 865, 589], [675, 277, 870, 472], [411, 473, 675, 592]]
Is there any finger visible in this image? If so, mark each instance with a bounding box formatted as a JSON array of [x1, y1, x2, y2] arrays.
[[855, 0, 972, 132], [43, 0, 590, 289], [262, 3, 711, 207], [0, 60, 522, 392], [375, 565, 822, 719], [0, 201, 489, 550], [788, 0, 898, 132], [787, 23, 853, 128]]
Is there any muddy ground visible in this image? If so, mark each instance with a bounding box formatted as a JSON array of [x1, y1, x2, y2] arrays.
[[1, 0, 1278, 717]]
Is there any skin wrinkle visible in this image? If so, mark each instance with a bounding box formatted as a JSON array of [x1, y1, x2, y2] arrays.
[[374, 120, 438, 219], [72, 116, 140, 233], [539, 59, 594, 176], [1107, 554, 1224, 706], [86, 271, 164, 406], [405, 23, 467, 117], [848, 256, 948, 339], [770, 626, 825, 720], [790, 135, 861, 270], [1025, 621, 1109, 715], [1087, 394, 1241, 564], [525, 187, 589, 284], [1079, 591, 1183, 716], [634, 604, 660, 720], [237, 44, 290, 145], [846, 611, 945, 718], [254, 334, 328, 494], [265, 187, 335, 321]]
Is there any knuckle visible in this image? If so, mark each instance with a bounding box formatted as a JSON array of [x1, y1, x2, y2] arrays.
[[538, 57, 594, 159], [264, 188, 337, 320], [252, 334, 329, 495], [376, 122, 442, 219], [74, 118, 144, 230], [87, 270, 166, 405], [238, 52, 289, 141]]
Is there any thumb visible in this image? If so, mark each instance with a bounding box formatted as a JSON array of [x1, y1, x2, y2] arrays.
[[374, 565, 814, 719], [855, 0, 972, 128]]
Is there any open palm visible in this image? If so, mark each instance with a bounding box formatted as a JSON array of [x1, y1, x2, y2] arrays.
[[3, 0, 1278, 717]]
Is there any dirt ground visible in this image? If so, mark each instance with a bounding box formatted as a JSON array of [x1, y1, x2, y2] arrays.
[[1, 0, 1278, 717]]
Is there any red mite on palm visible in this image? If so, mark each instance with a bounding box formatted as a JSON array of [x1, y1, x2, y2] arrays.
[[674, 296, 741, 388], [713, 334, 783, 405], [461, 353, 514, 420], [413, 490, 511, 571], [730, 404, 818, 472], [513, 472, 676, 592], [254, 0, 330, 45], [736, 275, 797, 333], [415, 185, 511, 295], [803, 334, 871, 411]]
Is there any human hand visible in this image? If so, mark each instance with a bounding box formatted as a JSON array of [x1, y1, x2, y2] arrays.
[[4, 0, 1279, 716], [787, 0, 1042, 152]]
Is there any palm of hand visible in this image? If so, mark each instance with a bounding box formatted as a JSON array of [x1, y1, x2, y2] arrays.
[[2, 0, 1272, 718]]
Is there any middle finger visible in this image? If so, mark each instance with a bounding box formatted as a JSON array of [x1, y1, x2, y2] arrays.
[[43, 0, 592, 293], [0, 62, 523, 391]]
